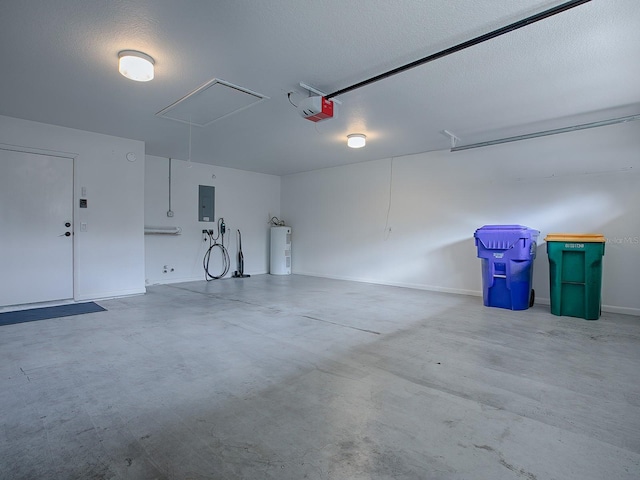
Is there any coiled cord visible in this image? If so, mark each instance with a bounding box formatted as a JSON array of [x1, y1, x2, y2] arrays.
[[203, 218, 230, 280]]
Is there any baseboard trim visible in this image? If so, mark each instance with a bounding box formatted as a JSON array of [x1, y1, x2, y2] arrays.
[[146, 272, 269, 287], [75, 287, 146, 302], [294, 272, 639, 317], [294, 271, 479, 297]]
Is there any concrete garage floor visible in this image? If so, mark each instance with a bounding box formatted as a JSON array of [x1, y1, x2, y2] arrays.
[[1, 275, 639, 480]]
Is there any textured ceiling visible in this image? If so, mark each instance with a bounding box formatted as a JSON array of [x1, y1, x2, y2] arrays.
[[0, 0, 638, 175]]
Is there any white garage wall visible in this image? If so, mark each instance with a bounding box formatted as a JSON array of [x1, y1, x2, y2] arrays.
[[144, 155, 280, 285], [282, 121, 640, 315], [0, 114, 146, 301]]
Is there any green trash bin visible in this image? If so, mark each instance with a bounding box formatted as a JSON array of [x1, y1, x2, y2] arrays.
[[545, 234, 605, 320]]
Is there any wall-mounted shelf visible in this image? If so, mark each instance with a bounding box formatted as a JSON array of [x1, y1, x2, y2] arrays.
[[144, 226, 182, 235]]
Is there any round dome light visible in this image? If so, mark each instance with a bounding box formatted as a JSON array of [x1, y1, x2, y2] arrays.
[[347, 133, 366, 148], [118, 50, 155, 82]]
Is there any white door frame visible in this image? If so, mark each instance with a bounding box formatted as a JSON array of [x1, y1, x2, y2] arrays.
[[0, 142, 78, 304]]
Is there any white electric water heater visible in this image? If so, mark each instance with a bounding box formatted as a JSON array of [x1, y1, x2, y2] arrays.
[[270, 226, 291, 275]]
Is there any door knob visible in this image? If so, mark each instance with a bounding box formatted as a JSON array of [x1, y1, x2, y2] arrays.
[[59, 232, 71, 237], [65, 222, 71, 227]]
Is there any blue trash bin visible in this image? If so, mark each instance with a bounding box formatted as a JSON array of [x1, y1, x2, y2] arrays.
[[474, 225, 540, 310]]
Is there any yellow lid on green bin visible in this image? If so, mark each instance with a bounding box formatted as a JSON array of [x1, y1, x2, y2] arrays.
[[544, 233, 606, 243]]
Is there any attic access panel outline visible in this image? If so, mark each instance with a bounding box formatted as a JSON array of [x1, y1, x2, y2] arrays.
[[156, 78, 269, 127]]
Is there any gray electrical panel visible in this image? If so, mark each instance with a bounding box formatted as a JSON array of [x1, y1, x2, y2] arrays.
[[199, 185, 215, 222]]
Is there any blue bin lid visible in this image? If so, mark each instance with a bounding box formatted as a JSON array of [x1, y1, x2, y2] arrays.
[[476, 225, 531, 231], [474, 225, 540, 250]]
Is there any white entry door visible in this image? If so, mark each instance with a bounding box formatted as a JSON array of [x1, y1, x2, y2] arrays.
[[0, 149, 74, 307]]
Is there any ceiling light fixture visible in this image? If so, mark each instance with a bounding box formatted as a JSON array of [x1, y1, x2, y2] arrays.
[[118, 50, 154, 82], [347, 134, 366, 148]]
